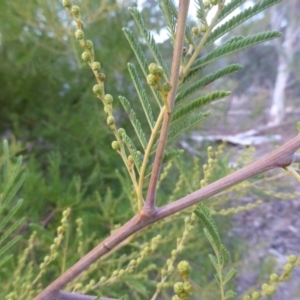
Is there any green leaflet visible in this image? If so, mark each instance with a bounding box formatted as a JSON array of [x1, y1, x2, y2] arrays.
[[176, 64, 242, 104], [119, 96, 148, 150], [129, 7, 170, 81], [207, 0, 282, 45], [191, 31, 281, 72], [173, 91, 231, 123], [127, 63, 155, 130], [122, 28, 163, 107], [121, 132, 142, 173]]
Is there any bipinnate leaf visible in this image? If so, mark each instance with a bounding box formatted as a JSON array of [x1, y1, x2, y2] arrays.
[[191, 31, 281, 73], [223, 268, 238, 285], [207, 0, 282, 45], [176, 64, 242, 104], [119, 96, 148, 149], [157, 0, 177, 41], [172, 91, 231, 122], [127, 63, 155, 129], [129, 7, 169, 80]]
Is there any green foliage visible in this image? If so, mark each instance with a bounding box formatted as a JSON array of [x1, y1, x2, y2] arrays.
[[0, 140, 25, 270], [195, 204, 237, 300]]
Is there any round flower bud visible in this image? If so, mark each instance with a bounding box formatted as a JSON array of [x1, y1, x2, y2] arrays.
[[211, 0, 217, 5], [107, 116, 115, 126], [192, 26, 200, 36], [86, 40, 93, 49], [171, 296, 180, 300], [81, 51, 90, 62], [204, 0, 210, 8], [284, 263, 293, 272], [148, 63, 158, 74], [99, 276, 106, 283], [118, 128, 125, 136], [98, 73, 106, 82], [162, 81, 172, 93], [112, 141, 120, 150], [201, 24, 207, 33], [173, 282, 184, 294], [71, 5, 80, 17], [75, 29, 84, 40], [242, 296, 250, 300], [92, 62, 101, 71], [147, 74, 157, 86], [270, 273, 279, 282], [62, 0, 71, 8], [177, 260, 191, 278], [288, 255, 297, 263], [183, 282, 192, 293], [251, 291, 260, 300], [93, 84, 102, 94], [266, 284, 276, 295], [104, 94, 113, 104]]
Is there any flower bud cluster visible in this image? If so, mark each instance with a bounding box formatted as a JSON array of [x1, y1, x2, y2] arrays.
[[171, 261, 192, 300], [200, 146, 218, 188], [39, 208, 71, 276], [147, 63, 164, 87]]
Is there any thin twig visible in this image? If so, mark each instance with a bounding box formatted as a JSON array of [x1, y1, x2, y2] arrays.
[[144, 0, 190, 215]]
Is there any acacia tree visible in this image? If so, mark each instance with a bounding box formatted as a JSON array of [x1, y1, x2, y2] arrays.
[[19, 0, 300, 299]]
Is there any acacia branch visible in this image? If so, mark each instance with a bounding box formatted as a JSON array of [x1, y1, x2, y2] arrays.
[[34, 134, 300, 300], [144, 0, 190, 215]]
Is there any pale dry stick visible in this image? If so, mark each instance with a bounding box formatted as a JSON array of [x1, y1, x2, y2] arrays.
[[34, 135, 300, 300], [144, 0, 190, 215]]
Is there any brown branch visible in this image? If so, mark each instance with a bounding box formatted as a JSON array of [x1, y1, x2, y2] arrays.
[[144, 0, 190, 215], [34, 135, 300, 300]]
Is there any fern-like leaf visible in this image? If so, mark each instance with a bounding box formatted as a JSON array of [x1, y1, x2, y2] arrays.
[[207, 0, 282, 45], [167, 111, 210, 142], [173, 91, 231, 122], [119, 96, 148, 149], [127, 63, 155, 129], [122, 28, 163, 107], [191, 31, 281, 72], [129, 7, 170, 80], [195, 0, 208, 25], [121, 132, 142, 172], [216, 0, 247, 25], [176, 64, 242, 104], [195, 204, 222, 250], [157, 0, 177, 42]]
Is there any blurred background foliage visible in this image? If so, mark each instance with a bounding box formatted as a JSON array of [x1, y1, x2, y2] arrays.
[[1, 0, 300, 299]]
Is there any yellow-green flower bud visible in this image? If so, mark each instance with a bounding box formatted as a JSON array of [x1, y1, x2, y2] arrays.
[[93, 84, 102, 94], [71, 5, 80, 17], [81, 51, 90, 62], [162, 81, 172, 93], [270, 273, 279, 282], [288, 255, 297, 263], [201, 24, 207, 33], [112, 141, 120, 150], [284, 263, 293, 272], [107, 116, 115, 126], [251, 291, 260, 300], [174, 282, 184, 294], [183, 282, 192, 293], [118, 128, 125, 137], [99, 276, 106, 283], [104, 94, 113, 104], [211, 0, 217, 5], [92, 62, 101, 71], [148, 63, 157, 74], [147, 74, 157, 86], [261, 283, 268, 291], [266, 284, 276, 295], [242, 296, 250, 300], [177, 260, 191, 278], [75, 29, 84, 40], [86, 40, 93, 49], [204, 0, 210, 8], [192, 26, 200, 36], [171, 296, 180, 300], [98, 73, 106, 82], [62, 0, 71, 8]]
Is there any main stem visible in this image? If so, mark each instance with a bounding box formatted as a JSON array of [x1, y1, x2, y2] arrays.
[[35, 135, 300, 300], [144, 0, 190, 215]]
